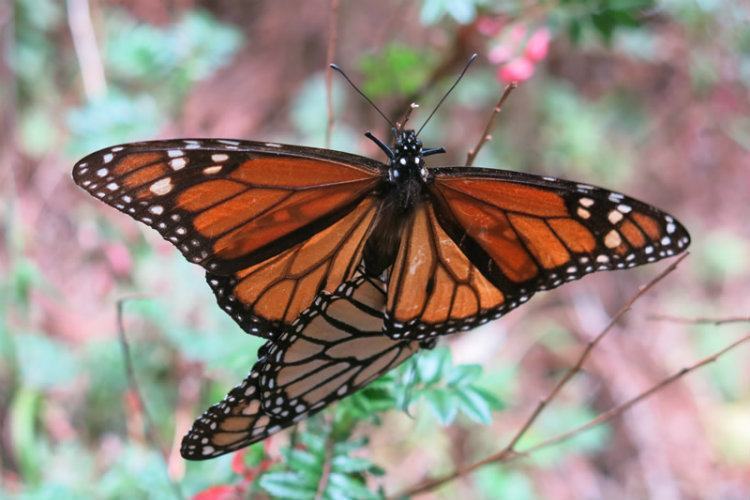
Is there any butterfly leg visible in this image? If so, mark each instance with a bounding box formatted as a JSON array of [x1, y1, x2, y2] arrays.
[[422, 147, 446, 157], [365, 131, 395, 160], [419, 338, 438, 350]]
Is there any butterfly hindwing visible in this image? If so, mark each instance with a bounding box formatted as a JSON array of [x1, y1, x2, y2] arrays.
[[180, 273, 419, 460], [205, 197, 379, 336]]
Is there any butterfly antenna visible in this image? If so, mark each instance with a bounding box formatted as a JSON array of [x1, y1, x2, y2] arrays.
[[416, 53, 478, 137], [330, 64, 396, 129]]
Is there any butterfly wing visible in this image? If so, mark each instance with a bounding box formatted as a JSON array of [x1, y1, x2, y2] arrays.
[[73, 139, 383, 338], [383, 167, 690, 339], [180, 272, 419, 460]]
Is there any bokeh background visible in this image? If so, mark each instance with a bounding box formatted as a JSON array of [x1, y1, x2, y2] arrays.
[[2, 0, 750, 498]]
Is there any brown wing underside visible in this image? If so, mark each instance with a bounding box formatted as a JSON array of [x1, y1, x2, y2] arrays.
[[181, 274, 419, 460]]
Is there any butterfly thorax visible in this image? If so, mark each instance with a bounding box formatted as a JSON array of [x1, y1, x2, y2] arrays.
[[363, 130, 429, 277], [387, 129, 429, 184]]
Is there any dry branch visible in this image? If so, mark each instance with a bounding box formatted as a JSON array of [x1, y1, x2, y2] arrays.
[[395, 330, 750, 497], [518, 332, 750, 457], [66, 0, 107, 99], [648, 314, 750, 326], [392, 253, 689, 497], [324, 0, 341, 149], [465, 83, 517, 167], [314, 424, 336, 500], [116, 298, 184, 500]]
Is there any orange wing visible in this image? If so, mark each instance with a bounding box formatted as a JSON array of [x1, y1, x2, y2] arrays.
[[385, 204, 506, 340], [181, 273, 419, 460], [383, 167, 690, 339], [207, 198, 379, 335], [73, 139, 383, 337]]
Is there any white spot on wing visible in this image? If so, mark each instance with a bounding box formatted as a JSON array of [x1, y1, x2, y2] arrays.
[[170, 158, 187, 170], [608, 210, 623, 224], [604, 230, 622, 248], [149, 177, 173, 196]]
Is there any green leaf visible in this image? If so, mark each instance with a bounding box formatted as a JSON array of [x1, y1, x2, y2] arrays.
[[447, 363, 482, 386], [456, 386, 494, 424], [326, 472, 378, 499], [475, 466, 537, 500], [66, 90, 161, 157], [259, 472, 317, 499], [359, 44, 436, 98], [419, 0, 481, 25], [286, 448, 322, 479], [331, 456, 375, 474], [424, 388, 459, 425], [300, 430, 327, 455], [415, 348, 451, 385], [9, 387, 42, 484], [15, 333, 78, 390], [106, 10, 242, 84], [333, 436, 368, 455]]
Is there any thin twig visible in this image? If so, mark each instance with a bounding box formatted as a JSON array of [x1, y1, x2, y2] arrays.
[[648, 314, 750, 326], [392, 253, 688, 497], [66, 0, 107, 99], [314, 430, 336, 500], [324, 0, 341, 149], [465, 83, 517, 167], [388, 27, 474, 135], [116, 298, 184, 500], [397, 103, 419, 131], [519, 333, 750, 457], [393, 331, 750, 497], [284, 424, 301, 472]]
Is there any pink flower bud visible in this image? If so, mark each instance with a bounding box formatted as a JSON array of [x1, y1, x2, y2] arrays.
[[193, 485, 238, 500], [488, 44, 512, 64], [476, 16, 503, 37], [508, 23, 528, 45], [525, 27, 551, 62], [103, 243, 133, 277], [498, 57, 535, 83]]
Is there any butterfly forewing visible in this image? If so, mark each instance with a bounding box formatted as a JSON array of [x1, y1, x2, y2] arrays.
[[180, 272, 419, 460], [381, 167, 690, 339], [73, 139, 383, 338]]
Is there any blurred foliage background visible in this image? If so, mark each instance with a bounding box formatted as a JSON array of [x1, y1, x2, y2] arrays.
[[1, 0, 749, 498]]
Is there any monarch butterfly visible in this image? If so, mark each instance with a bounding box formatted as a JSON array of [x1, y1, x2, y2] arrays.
[[73, 59, 690, 459], [72, 132, 690, 340], [181, 272, 423, 459]]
